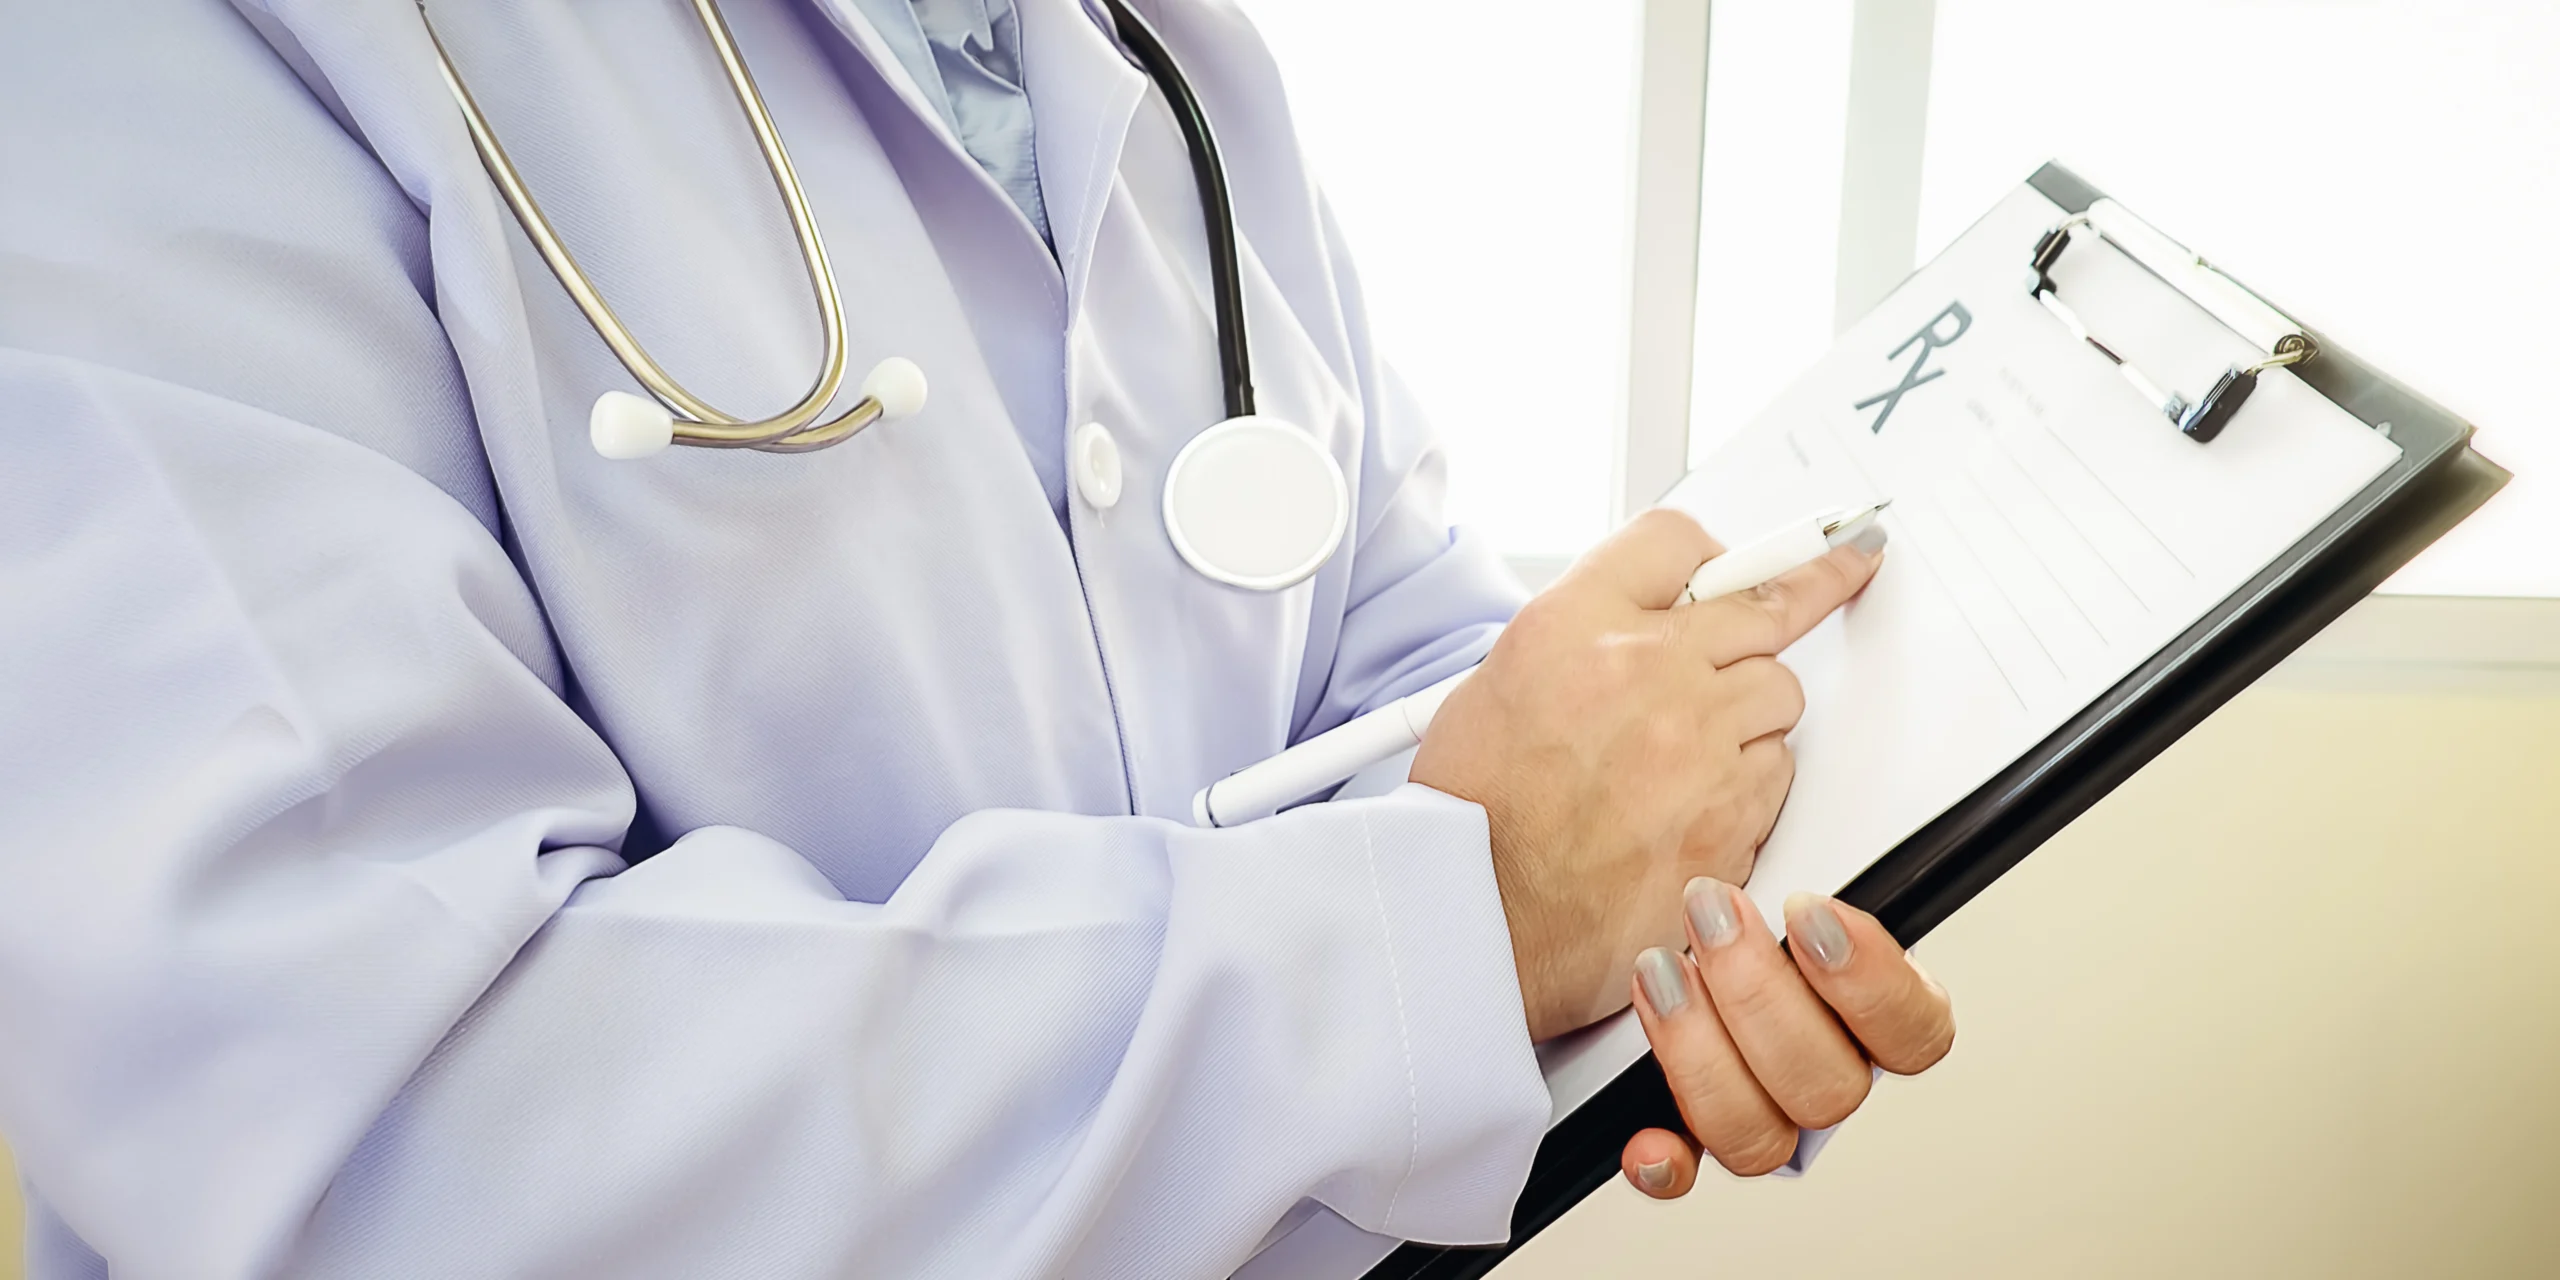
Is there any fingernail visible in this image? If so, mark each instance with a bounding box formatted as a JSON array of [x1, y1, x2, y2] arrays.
[[1635, 1158, 1675, 1192], [1908, 952, 1946, 999], [1684, 877, 1741, 950], [1786, 891, 1853, 970], [1850, 522, 1890, 556], [1635, 946, 1689, 1016]]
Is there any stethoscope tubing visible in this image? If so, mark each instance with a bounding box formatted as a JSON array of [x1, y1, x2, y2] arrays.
[[1095, 0, 1257, 421], [418, 0, 1260, 453], [420, 0, 874, 450]]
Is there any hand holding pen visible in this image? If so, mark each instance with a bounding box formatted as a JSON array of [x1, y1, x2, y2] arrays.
[[1391, 507, 1947, 1190], [1191, 502, 1893, 829]]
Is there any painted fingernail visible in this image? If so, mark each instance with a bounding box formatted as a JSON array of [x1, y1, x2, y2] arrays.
[[1635, 1158, 1675, 1192], [1850, 522, 1889, 556], [1635, 946, 1689, 1016], [1786, 891, 1853, 970], [1684, 877, 1741, 950]]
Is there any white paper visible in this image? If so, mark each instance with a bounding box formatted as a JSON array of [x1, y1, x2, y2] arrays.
[[1663, 184, 2399, 951], [1238, 182, 2402, 1279]]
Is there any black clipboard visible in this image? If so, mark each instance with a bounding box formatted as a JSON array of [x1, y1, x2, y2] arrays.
[[1361, 163, 2511, 1280]]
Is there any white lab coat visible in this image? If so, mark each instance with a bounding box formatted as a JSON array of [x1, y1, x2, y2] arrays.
[[0, 0, 1553, 1275]]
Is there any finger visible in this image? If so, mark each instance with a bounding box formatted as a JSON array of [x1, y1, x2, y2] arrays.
[[1711, 657, 1807, 744], [1561, 508, 1725, 610], [1736, 733, 1796, 848], [1684, 541, 1885, 668], [1686, 736, 1793, 887], [1620, 1128, 1700, 1199], [1782, 893, 1956, 1076], [1681, 877, 1874, 1130], [1631, 947, 1800, 1178]]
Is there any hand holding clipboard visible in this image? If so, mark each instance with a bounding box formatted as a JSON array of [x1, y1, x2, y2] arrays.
[[1237, 165, 2507, 1280]]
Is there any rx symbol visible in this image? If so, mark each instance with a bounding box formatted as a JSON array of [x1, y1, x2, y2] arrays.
[[1854, 300, 1972, 433]]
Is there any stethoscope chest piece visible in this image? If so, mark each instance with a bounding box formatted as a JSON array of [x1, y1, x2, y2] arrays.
[[1161, 416, 1349, 591]]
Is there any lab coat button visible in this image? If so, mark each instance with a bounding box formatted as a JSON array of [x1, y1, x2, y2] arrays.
[[1073, 422, 1123, 509]]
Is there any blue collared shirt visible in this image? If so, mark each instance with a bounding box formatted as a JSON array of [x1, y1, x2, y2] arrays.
[[854, 0, 1054, 245]]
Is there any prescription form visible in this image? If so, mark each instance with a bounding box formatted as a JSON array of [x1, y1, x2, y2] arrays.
[[1242, 183, 2403, 1279], [1535, 183, 2402, 1116]]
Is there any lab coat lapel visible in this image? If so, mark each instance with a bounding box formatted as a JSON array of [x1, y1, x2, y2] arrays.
[[1018, 0, 1148, 317], [800, 0, 969, 157], [804, 0, 1069, 258]]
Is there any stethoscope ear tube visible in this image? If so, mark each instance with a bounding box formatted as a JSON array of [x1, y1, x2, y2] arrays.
[[586, 358, 928, 460], [420, 0, 927, 458], [426, 0, 1244, 466]]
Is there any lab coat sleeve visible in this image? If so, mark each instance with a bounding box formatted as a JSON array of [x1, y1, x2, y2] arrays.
[[0, 342, 1546, 1280], [0, 11, 1554, 1279]]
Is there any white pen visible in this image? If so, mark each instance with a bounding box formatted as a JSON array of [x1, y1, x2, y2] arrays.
[[1189, 501, 1893, 828]]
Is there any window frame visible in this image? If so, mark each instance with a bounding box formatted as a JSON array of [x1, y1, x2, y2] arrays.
[[1565, 0, 2557, 664]]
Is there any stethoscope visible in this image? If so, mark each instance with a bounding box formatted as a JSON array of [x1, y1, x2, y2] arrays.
[[417, 0, 1351, 591]]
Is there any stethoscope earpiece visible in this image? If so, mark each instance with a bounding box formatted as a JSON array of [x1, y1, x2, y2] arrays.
[[591, 391, 677, 460], [860, 356, 930, 422], [588, 356, 927, 461]]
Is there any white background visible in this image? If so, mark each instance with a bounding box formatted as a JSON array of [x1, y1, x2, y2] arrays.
[[1248, 0, 2552, 595], [1916, 0, 2557, 595], [1687, 0, 1855, 465], [1249, 0, 1643, 556]]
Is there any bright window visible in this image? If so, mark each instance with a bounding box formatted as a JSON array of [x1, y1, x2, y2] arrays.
[[1688, 0, 1855, 467], [1261, 1, 2549, 591], [1917, 0, 2559, 595], [1249, 0, 1644, 557]]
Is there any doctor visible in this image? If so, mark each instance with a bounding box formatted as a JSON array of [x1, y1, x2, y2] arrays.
[[0, 1, 1953, 1276]]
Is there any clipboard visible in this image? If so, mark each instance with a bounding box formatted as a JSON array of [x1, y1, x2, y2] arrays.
[[1357, 162, 2510, 1280]]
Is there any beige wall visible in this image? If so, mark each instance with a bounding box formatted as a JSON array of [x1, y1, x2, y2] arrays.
[[1500, 680, 2560, 1278], [5, 679, 2555, 1278]]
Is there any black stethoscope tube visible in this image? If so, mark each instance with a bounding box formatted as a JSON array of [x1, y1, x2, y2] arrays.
[[1097, 0, 1257, 421]]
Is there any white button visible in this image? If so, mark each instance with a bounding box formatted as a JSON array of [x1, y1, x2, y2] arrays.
[[1072, 421, 1123, 509]]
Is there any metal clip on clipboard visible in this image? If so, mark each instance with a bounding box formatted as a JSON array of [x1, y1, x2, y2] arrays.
[[2027, 201, 2316, 442]]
